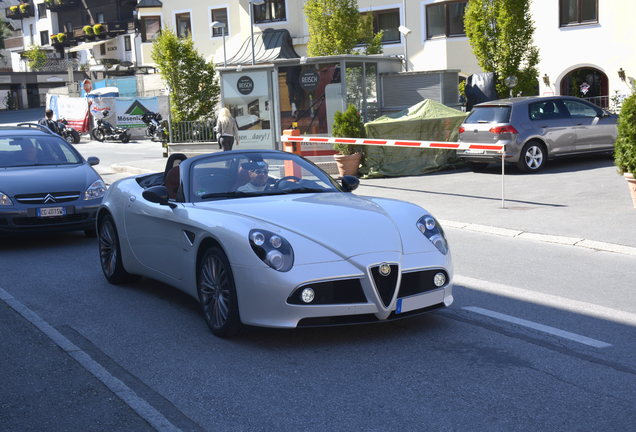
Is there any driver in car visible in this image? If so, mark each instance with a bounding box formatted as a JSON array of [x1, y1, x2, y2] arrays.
[[237, 161, 270, 193]]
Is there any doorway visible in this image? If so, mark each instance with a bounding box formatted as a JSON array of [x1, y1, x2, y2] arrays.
[[560, 67, 608, 108]]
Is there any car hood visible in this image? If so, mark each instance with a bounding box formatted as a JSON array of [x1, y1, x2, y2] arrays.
[[193, 192, 419, 257], [0, 164, 98, 195]]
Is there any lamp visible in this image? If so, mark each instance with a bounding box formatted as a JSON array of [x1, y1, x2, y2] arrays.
[[618, 68, 626, 81], [542, 74, 550, 86], [504, 75, 518, 98], [398, 26, 411, 72], [249, 0, 266, 66], [210, 21, 227, 67]]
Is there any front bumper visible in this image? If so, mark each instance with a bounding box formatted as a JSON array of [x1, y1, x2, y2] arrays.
[[232, 250, 453, 328], [0, 201, 101, 233]]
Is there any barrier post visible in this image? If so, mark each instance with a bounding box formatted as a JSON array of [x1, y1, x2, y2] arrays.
[[501, 146, 506, 209], [282, 123, 302, 177]]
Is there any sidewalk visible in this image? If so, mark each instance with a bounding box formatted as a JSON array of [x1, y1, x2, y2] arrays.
[[99, 154, 636, 256]]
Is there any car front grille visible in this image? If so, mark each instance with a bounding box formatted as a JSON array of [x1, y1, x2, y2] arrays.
[[14, 191, 81, 204], [287, 278, 366, 305]]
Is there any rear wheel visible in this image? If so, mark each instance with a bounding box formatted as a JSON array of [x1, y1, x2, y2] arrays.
[[197, 246, 242, 338], [120, 132, 130, 143], [517, 141, 546, 172], [98, 214, 138, 284], [71, 129, 81, 144]]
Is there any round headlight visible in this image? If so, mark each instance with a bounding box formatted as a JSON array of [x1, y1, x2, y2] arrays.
[[269, 235, 282, 249], [301, 288, 315, 303], [434, 272, 446, 287], [425, 217, 436, 231], [250, 231, 265, 246], [266, 250, 284, 270]]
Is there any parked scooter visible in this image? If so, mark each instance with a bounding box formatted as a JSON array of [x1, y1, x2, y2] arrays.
[[57, 118, 81, 144], [140, 112, 166, 142], [90, 111, 130, 143]]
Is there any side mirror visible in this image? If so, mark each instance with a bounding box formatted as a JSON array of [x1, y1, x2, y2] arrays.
[[142, 185, 176, 208], [87, 156, 100, 166], [340, 175, 359, 192]]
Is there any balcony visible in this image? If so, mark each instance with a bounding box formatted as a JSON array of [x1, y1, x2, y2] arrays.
[[73, 21, 132, 41], [5, 3, 35, 19], [3, 36, 24, 51], [44, 0, 78, 12], [50, 32, 73, 48]]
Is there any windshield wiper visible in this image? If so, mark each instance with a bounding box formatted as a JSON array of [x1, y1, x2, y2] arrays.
[[277, 187, 332, 194]]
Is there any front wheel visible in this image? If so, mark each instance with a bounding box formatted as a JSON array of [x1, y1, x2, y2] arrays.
[[63, 132, 75, 144], [98, 214, 138, 284], [91, 128, 105, 142], [197, 246, 242, 338], [120, 132, 130, 143], [517, 141, 546, 172]]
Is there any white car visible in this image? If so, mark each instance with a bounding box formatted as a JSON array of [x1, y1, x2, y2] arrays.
[[97, 150, 453, 337]]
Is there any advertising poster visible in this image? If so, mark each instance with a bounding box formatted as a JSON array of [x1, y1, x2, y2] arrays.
[[47, 95, 90, 132], [115, 97, 160, 129], [90, 97, 116, 125], [221, 71, 273, 149]]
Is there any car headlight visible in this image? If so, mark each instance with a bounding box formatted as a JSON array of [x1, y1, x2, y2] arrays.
[[416, 215, 449, 255], [84, 179, 106, 200], [0, 191, 12, 206], [249, 229, 294, 272]]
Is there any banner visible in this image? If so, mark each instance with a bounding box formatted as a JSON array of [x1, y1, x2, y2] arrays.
[[47, 95, 90, 133], [114, 97, 160, 129]]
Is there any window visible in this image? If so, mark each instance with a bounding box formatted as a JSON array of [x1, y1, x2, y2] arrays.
[[362, 9, 400, 44], [426, 0, 467, 39], [140, 16, 161, 42], [37, 3, 47, 19], [100, 43, 106, 56], [528, 100, 569, 121], [96, 13, 105, 24], [253, 0, 286, 24], [124, 35, 131, 52], [562, 99, 600, 118], [175, 12, 192, 38], [40, 30, 49, 46], [211, 8, 228, 37], [559, 0, 597, 26]]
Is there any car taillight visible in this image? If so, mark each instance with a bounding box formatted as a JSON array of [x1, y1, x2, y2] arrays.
[[489, 125, 518, 134], [458, 126, 465, 133]]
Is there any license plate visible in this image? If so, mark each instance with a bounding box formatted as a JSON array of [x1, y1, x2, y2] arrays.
[[395, 289, 445, 314], [38, 207, 65, 217]]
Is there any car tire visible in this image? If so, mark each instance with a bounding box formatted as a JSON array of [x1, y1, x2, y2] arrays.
[[63, 133, 75, 144], [98, 214, 138, 284], [517, 141, 546, 172], [197, 246, 242, 338], [467, 161, 490, 172]]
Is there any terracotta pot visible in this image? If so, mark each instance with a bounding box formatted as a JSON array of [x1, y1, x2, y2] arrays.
[[625, 173, 636, 208], [333, 152, 362, 177]]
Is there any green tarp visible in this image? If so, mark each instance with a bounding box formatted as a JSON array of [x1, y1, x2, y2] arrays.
[[360, 99, 467, 178]]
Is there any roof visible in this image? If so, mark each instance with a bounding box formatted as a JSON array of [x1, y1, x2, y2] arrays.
[[137, 0, 163, 8], [0, 125, 53, 136], [225, 29, 299, 65]]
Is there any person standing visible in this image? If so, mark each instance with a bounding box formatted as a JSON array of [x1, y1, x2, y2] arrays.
[[216, 107, 240, 151], [38, 109, 61, 135]]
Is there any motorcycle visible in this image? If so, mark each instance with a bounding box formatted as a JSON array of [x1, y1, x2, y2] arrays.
[[141, 112, 167, 142], [57, 118, 81, 144], [90, 111, 130, 143]]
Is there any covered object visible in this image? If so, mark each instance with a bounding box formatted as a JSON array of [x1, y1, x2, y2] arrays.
[[361, 99, 467, 178]]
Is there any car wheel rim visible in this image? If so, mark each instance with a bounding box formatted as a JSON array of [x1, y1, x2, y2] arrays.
[[99, 219, 117, 277], [199, 255, 231, 329], [525, 146, 543, 169]]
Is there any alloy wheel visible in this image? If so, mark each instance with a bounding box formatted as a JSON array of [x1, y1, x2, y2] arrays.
[[199, 253, 231, 329], [524, 145, 544, 170], [98, 218, 117, 278]]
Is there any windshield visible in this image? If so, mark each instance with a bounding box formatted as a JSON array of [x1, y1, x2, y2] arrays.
[[465, 106, 512, 124], [0, 136, 83, 168], [190, 152, 340, 202]]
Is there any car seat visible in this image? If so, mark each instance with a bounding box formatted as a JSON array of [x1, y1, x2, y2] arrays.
[[164, 153, 187, 200]]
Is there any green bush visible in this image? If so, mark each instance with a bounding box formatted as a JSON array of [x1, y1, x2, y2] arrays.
[[615, 93, 636, 176], [332, 104, 365, 155]]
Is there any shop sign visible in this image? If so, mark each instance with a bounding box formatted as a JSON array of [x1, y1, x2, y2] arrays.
[[237, 76, 254, 95], [300, 71, 319, 92]]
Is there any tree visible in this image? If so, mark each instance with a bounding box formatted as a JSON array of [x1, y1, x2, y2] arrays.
[[151, 29, 220, 122], [23, 45, 47, 71], [464, 0, 539, 97], [304, 0, 383, 56]]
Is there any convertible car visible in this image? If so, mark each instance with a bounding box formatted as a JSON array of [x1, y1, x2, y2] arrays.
[[97, 150, 453, 337]]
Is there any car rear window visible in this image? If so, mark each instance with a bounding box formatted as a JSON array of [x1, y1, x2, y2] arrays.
[[464, 106, 511, 124]]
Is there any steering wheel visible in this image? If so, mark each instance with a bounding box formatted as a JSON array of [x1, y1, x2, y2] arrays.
[[272, 176, 302, 189]]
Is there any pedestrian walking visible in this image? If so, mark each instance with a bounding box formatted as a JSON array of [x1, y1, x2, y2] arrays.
[[216, 107, 240, 151]]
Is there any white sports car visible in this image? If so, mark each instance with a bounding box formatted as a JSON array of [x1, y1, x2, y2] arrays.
[[97, 150, 453, 337]]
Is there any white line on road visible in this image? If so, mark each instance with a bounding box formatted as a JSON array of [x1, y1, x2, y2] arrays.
[[463, 306, 612, 348], [455, 275, 636, 327], [0, 287, 182, 432]]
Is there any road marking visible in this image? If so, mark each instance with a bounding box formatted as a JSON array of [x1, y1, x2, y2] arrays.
[[455, 275, 636, 327], [463, 306, 612, 348], [0, 287, 182, 432]]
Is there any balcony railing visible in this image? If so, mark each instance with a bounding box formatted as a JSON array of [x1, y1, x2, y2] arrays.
[[44, 0, 78, 12], [73, 21, 133, 42], [3, 36, 24, 51]]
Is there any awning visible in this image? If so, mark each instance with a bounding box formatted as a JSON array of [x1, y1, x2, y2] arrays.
[[68, 40, 110, 53], [225, 29, 299, 65]]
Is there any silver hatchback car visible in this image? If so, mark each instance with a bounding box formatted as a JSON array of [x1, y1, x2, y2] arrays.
[[457, 96, 617, 172]]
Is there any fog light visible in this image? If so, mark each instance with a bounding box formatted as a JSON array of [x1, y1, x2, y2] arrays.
[[301, 288, 315, 303], [434, 272, 446, 287]]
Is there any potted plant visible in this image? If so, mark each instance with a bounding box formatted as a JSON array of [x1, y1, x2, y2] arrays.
[[19, 3, 29, 14], [83, 25, 94, 37], [9, 5, 19, 16], [57, 33, 67, 43], [615, 93, 636, 208], [332, 104, 365, 177], [93, 23, 104, 37]]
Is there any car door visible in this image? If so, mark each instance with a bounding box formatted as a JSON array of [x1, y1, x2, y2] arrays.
[[528, 100, 576, 155], [123, 193, 190, 281], [561, 99, 616, 152]]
